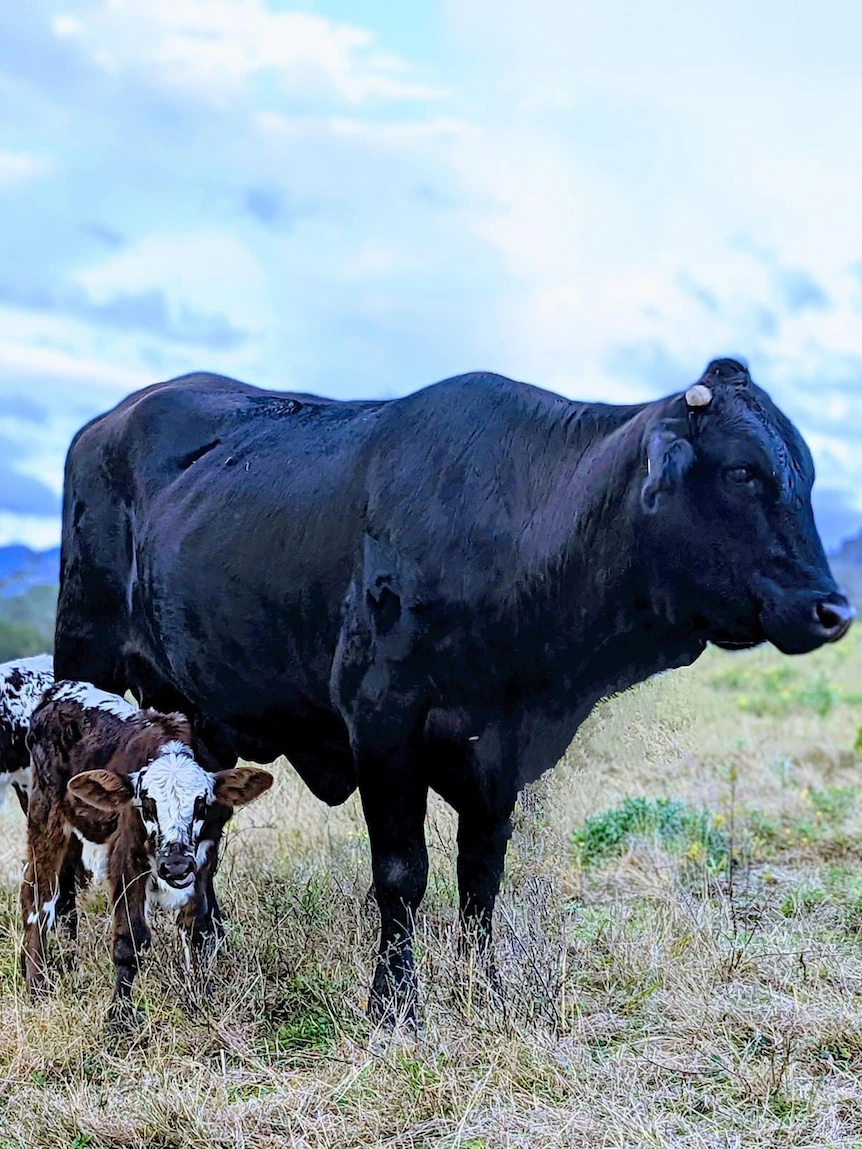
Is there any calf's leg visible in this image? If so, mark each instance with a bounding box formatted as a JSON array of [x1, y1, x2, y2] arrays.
[[176, 838, 225, 959], [55, 833, 83, 944], [21, 793, 76, 996], [109, 863, 151, 1021]]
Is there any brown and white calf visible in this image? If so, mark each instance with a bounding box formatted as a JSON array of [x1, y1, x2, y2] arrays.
[[0, 654, 54, 813], [22, 680, 272, 1016]]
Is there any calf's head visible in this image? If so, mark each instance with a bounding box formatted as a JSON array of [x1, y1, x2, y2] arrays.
[[68, 740, 273, 887], [639, 358, 854, 655]]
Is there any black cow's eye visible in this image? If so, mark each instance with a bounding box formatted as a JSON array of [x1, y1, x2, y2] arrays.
[[725, 465, 759, 489], [141, 796, 157, 822]]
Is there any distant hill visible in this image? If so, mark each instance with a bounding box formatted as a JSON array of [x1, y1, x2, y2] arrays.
[[0, 585, 57, 661], [0, 545, 59, 660], [833, 531, 862, 566], [830, 528, 862, 607], [0, 545, 60, 598]]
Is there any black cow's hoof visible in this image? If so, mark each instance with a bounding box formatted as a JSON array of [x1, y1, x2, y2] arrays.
[[367, 969, 419, 1031], [368, 997, 417, 1031], [106, 999, 148, 1032]]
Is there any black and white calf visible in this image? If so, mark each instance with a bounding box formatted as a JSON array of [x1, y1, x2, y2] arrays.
[[0, 654, 53, 813], [22, 681, 272, 1016]]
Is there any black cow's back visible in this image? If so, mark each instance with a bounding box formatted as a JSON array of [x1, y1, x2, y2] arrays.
[[58, 371, 600, 774]]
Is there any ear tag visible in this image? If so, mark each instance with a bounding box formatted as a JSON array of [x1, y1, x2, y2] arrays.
[[685, 384, 713, 408]]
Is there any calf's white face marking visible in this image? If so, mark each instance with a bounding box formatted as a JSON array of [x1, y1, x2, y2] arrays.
[[133, 739, 219, 891], [133, 742, 216, 887]]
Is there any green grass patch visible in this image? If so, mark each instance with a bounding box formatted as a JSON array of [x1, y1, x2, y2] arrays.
[[572, 796, 729, 869], [712, 664, 861, 718], [744, 786, 858, 857], [258, 970, 344, 1055], [779, 885, 827, 917]]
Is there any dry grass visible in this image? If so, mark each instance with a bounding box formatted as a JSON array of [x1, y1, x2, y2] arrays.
[[2, 633, 862, 1147]]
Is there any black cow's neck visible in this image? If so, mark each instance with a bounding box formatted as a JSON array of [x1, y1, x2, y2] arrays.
[[500, 397, 703, 697]]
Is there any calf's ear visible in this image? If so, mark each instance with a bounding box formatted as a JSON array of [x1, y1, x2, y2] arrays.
[[640, 423, 695, 515], [213, 768, 274, 809], [67, 769, 134, 812]]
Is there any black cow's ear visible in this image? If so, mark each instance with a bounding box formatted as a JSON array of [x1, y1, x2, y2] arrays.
[[640, 425, 695, 514]]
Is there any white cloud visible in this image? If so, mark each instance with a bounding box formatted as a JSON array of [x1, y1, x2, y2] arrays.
[[0, 513, 61, 550], [433, 0, 862, 519], [0, 151, 51, 190], [0, 343, 149, 392], [51, 14, 83, 39], [52, 0, 440, 105], [75, 230, 269, 336]]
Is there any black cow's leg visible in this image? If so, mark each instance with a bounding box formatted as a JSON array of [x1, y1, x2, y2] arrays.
[[456, 810, 514, 986], [357, 744, 428, 1026]]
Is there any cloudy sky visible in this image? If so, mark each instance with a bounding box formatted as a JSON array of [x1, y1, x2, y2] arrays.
[[1, 0, 861, 550]]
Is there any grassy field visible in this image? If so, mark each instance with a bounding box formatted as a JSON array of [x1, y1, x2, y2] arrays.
[[1, 633, 862, 1148]]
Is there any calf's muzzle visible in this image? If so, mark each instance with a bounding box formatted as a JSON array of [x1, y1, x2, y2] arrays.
[[157, 843, 196, 888]]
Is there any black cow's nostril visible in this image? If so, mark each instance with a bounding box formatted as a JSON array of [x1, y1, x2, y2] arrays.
[[814, 597, 855, 641]]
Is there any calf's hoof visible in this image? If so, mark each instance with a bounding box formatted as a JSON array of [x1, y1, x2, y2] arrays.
[[22, 954, 50, 1000], [24, 972, 50, 1001]]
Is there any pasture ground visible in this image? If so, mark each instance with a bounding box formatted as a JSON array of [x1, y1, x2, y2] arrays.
[[2, 634, 862, 1147]]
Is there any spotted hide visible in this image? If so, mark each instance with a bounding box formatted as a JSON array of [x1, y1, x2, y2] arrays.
[[22, 681, 272, 1019], [0, 653, 53, 814]]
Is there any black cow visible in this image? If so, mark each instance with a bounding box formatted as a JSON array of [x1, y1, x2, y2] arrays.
[[54, 358, 853, 1022]]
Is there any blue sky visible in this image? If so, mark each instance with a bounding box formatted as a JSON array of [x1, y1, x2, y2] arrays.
[[1, 0, 861, 550]]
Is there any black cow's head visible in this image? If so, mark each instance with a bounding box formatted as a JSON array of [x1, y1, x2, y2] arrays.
[[638, 358, 854, 655]]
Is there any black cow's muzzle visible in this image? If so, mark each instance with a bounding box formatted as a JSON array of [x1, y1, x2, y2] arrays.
[[762, 588, 855, 655], [156, 844, 197, 888], [812, 594, 855, 643]]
